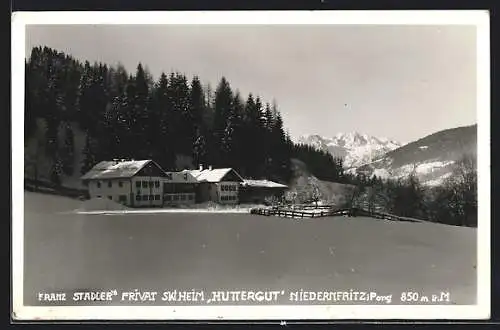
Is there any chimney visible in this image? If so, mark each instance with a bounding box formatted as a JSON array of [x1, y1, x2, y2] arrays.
[[209, 165, 213, 171], [199, 164, 203, 171]]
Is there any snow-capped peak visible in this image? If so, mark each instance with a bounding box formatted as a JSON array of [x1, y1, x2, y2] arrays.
[[297, 132, 402, 168]]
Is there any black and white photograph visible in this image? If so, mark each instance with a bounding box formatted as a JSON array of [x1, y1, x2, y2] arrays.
[[12, 11, 490, 320]]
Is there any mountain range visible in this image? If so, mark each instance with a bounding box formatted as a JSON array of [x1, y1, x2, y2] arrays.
[[297, 132, 402, 168], [298, 124, 477, 186]]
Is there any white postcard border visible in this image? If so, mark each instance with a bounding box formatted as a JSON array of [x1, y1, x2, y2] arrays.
[[11, 10, 491, 321]]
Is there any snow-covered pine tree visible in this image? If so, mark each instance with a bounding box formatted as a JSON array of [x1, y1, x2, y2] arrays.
[[192, 127, 208, 168], [220, 92, 245, 169]]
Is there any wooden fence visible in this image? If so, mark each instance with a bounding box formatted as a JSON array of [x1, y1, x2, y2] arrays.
[[250, 206, 422, 223], [251, 207, 350, 218]]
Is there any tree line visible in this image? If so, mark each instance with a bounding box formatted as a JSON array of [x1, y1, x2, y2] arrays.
[[25, 46, 345, 185], [350, 155, 478, 227]]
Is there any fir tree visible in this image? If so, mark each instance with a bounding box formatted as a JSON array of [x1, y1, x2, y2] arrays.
[[61, 124, 75, 175], [81, 134, 97, 175], [190, 76, 205, 132], [212, 77, 234, 166]]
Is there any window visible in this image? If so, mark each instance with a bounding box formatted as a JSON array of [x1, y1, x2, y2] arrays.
[[154, 195, 160, 201], [97, 181, 101, 188], [165, 195, 172, 201], [108, 196, 112, 200], [97, 195, 102, 198], [155, 181, 160, 188], [142, 194, 148, 200], [136, 195, 141, 201], [136, 181, 141, 188], [142, 181, 148, 188], [119, 195, 127, 202], [148, 195, 153, 201], [108, 181, 112, 188], [180, 195, 186, 201], [119, 181, 123, 188], [173, 195, 179, 201], [188, 194, 193, 200]]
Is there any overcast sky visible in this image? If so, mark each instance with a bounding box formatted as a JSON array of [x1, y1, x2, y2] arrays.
[[25, 24, 477, 144]]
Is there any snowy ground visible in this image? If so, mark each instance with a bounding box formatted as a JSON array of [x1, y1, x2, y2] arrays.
[[71, 197, 266, 215], [23, 191, 477, 306], [71, 207, 257, 215]]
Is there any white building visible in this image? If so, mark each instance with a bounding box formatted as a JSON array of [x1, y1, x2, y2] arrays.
[[187, 166, 244, 204], [81, 159, 197, 207]]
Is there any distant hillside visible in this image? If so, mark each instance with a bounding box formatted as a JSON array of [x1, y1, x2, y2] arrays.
[[353, 124, 477, 186]]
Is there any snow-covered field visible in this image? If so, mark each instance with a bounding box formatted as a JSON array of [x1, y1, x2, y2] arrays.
[[22, 191, 477, 306], [69, 196, 265, 215], [72, 207, 259, 215]]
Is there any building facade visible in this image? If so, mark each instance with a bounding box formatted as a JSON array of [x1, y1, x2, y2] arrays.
[[187, 167, 244, 204], [162, 171, 198, 206], [81, 159, 197, 207], [81, 160, 288, 207], [239, 179, 288, 204]]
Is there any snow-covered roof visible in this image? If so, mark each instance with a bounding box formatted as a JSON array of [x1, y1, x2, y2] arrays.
[[81, 160, 155, 180], [241, 179, 288, 189], [186, 168, 244, 183]]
